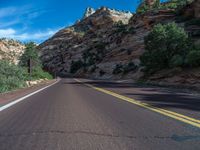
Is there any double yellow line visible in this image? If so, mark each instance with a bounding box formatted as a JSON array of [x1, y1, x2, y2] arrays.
[[74, 78, 200, 128]]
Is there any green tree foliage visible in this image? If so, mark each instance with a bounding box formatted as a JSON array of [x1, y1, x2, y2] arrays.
[[0, 42, 53, 93], [136, 0, 192, 14], [19, 42, 39, 67], [123, 62, 138, 74], [31, 66, 53, 80], [0, 61, 28, 93], [113, 64, 123, 74], [186, 50, 200, 67], [19, 42, 52, 80], [141, 23, 191, 73]]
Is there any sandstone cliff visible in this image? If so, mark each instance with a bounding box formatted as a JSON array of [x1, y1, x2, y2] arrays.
[[39, 7, 135, 79], [0, 38, 25, 64], [38, 1, 200, 83]]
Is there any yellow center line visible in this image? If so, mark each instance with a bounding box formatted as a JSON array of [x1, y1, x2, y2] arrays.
[[74, 78, 200, 128]]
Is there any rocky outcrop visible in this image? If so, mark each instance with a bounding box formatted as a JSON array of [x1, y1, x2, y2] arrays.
[[83, 7, 95, 18], [38, 7, 134, 78], [38, 2, 199, 80], [0, 38, 25, 64]]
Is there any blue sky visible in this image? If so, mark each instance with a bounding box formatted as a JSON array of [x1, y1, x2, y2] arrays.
[[0, 0, 166, 43]]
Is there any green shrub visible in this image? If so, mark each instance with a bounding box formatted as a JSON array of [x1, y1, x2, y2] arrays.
[[114, 21, 124, 28], [136, 0, 190, 14], [137, 4, 149, 14], [0, 60, 28, 93], [70, 60, 84, 73], [113, 62, 137, 75], [186, 50, 200, 67], [114, 24, 136, 34], [99, 70, 106, 76], [94, 42, 106, 50], [90, 65, 97, 73], [141, 23, 190, 73], [113, 64, 123, 74], [169, 55, 184, 68], [31, 66, 53, 80], [123, 62, 137, 74], [128, 27, 136, 34]]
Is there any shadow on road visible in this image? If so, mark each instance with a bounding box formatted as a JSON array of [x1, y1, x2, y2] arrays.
[[65, 80, 200, 112]]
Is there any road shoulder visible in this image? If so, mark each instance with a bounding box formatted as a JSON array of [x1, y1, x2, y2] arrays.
[[0, 79, 57, 107]]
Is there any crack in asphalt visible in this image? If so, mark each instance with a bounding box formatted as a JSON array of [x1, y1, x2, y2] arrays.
[[1, 130, 199, 142], [0, 130, 172, 140]]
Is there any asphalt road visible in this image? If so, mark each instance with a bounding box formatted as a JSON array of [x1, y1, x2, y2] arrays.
[[0, 78, 200, 150]]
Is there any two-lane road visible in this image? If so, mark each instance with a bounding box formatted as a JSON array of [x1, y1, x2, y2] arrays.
[[0, 78, 200, 150]]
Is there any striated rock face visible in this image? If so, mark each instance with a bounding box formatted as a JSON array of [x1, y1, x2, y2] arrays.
[[38, 7, 134, 78], [38, 2, 198, 80], [0, 38, 25, 64]]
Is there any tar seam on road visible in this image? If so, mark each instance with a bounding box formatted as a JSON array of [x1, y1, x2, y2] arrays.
[[74, 78, 200, 129], [0, 79, 60, 112]]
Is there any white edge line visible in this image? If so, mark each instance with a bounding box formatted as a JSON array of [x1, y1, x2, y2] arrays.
[[0, 79, 60, 112]]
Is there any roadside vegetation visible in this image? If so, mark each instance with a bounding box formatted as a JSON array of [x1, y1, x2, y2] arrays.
[[113, 62, 138, 75], [0, 42, 52, 93], [140, 22, 200, 74], [70, 42, 108, 74]]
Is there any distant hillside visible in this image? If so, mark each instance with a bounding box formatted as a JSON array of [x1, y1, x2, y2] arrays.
[[0, 38, 25, 64]]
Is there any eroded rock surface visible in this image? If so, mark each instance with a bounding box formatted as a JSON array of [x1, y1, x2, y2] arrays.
[[0, 38, 25, 64]]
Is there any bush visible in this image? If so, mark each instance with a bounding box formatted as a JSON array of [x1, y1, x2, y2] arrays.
[[141, 23, 190, 73], [0, 60, 28, 93], [169, 55, 184, 68], [31, 66, 53, 80], [136, 0, 190, 14], [186, 50, 200, 67], [70, 60, 84, 73], [123, 62, 137, 74], [137, 4, 149, 14], [113, 64, 123, 74], [99, 70, 106, 76], [113, 62, 137, 75], [90, 65, 97, 73]]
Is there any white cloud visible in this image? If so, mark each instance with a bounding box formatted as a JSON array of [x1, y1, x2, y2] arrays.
[[0, 5, 60, 43], [0, 5, 47, 28], [0, 28, 16, 36], [0, 28, 59, 43]]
